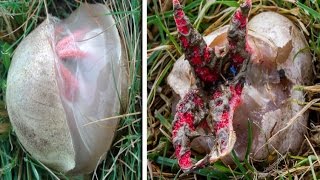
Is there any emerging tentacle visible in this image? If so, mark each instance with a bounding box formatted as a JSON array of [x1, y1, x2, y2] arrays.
[[207, 0, 252, 162], [226, 0, 252, 80], [55, 30, 87, 60], [54, 30, 88, 101], [173, 0, 219, 84], [186, 84, 243, 172], [172, 89, 207, 171], [207, 84, 243, 163], [58, 62, 79, 101]]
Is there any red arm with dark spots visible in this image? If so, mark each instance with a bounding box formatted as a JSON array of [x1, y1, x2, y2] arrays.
[[173, 0, 219, 84], [211, 0, 252, 148], [226, 0, 252, 75], [171, 0, 252, 173], [172, 89, 207, 171]]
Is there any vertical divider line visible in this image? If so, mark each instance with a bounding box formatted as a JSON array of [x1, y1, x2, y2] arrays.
[[142, 0, 148, 179]]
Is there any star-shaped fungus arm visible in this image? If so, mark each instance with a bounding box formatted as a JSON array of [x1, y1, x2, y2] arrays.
[[172, 89, 207, 172], [173, 0, 219, 84], [171, 0, 252, 173], [207, 83, 243, 163], [226, 0, 252, 80], [208, 0, 252, 164]]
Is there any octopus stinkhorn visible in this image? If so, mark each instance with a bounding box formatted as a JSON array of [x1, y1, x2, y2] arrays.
[[168, 0, 312, 173], [6, 4, 128, 174]]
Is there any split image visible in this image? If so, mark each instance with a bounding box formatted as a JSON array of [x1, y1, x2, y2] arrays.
[[0, 0, 320, 179]]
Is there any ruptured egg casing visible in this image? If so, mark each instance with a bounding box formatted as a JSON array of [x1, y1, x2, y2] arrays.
[[6, 3, 128, 174], [168, 12, 312, 163]]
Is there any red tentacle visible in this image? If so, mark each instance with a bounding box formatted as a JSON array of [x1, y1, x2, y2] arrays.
[[58, 63, 79, 101], [227, 0, 252, 68], [172, 89, 207, 171], [173, 0, 218, 84]]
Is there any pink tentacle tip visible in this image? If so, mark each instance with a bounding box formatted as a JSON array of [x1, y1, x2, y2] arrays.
[[55, 30, 88, 60], [232, 0, 252, 28], [179, 152, 193, 170], [245, 0, 252, 6], [59, 64, 79, 101], [57, 48, 87, 59], [172, 0, 180, 6], [173, 8, 189, 35]]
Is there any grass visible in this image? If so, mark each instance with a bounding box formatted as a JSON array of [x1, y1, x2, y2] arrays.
[[147, 0, 320, 179], [0, 0, 141, 179]]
